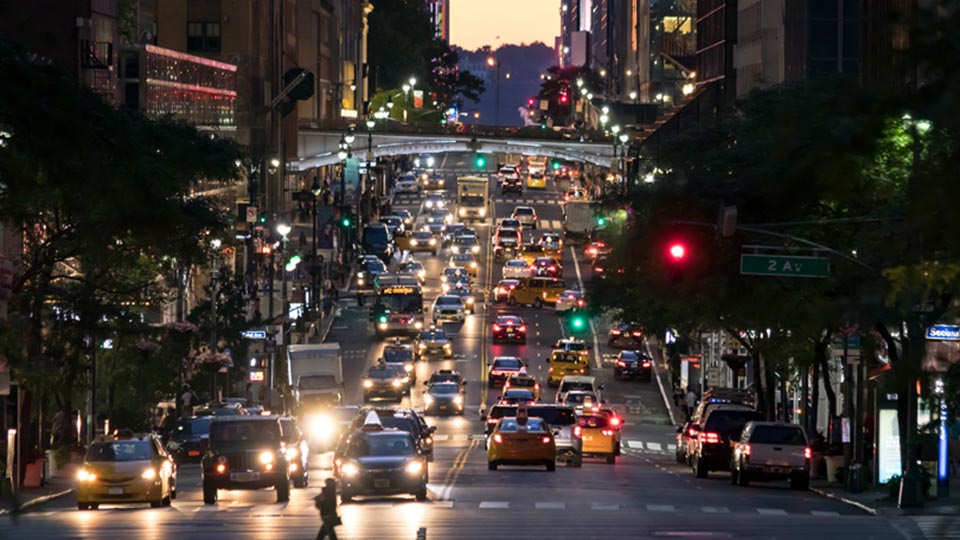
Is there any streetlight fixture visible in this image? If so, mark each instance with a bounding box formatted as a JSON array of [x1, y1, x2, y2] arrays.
[[276, 223, 291, 239], [409, 77, 416, 87], [208, 237, 222, 400], [386, 97, 394, 110], [487, 57, 502, 126], [402, 83, 411, 94], [576, 78, 584, 88], [337, 135, 348, 161], [345, 128, 356, 146], [629, 91, 638, 101], [682, 83, 695, 96]]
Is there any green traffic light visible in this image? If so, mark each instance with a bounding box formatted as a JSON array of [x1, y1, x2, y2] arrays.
[[475, 155, 486, 168], [572, 317, 585, 330], [378, 315, 388, 324], [597, 217, 606, 226], [341, 217, 351, 227], [552, 161, 561, 170]]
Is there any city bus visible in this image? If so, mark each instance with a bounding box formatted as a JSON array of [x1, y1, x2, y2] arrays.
[[371, 274, 424, 339]]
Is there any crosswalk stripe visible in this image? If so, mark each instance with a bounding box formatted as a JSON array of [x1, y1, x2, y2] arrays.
[[646, 442, 663, 451], [479, 501, 509, 509], [701, 506, 730, 513], [646, 504, 676, 512], [626, 440, 645, 449], [757, 508, 788, 515], [591, 503, 621, 510], [432, 434, 450, 441], [535, 502, 566, 510]]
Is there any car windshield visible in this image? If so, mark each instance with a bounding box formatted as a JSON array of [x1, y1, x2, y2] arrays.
[[299, 374, 338, 389], [421, 330, 448, 340], [86, 441, 153, 462], [577, 415, 611, 429], [704, 411, 765, 437], [514, 208, 534, 216], [503, 389, 533, 399], [564, 393, 595, 405], [435, 296, 461, 306], [493, 359, 521, 369], [462, 195, 484, 206], [364, 261, 386, 273], [430, 383, 459, 395], [498, 418, 546, 433], [209, 421, 280, 443], [552, 353, 580, 364], [367, 367, 401, 379], [491, 406, 575, 426], [174, 417, 211, 437], [560, 381, 593, 393], [506, 261, 526, 268], [348, 433, 416, 457], [750, 426, 807, 445], [384, 348, 413, 362], [430, 373, 460, 384], [508, 377, 536, 388]]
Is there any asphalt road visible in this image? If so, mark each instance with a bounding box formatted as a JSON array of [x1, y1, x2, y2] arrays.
[[0, 153, 938, 539]]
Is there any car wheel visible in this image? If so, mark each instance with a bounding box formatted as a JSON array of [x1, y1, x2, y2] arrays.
[[202, 482, 217, 504], [77, 502, 91, 510], [606, 455, 616, 464], [150, 498, 164, 508], [415, 485, 428, 501], [507, 297, 517, 306], [694, 457, 708, 478], [534, 298, 543, 309], [546, 461, 556, 471], [488, 461, 498, 470], [162, 495, 172, 507], [293, 473, 308, 489], [276, 477, 291, 503], [790, 473, 809, 491]]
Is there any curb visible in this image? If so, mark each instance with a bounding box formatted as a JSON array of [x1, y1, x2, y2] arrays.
[[0, 488, 73, 515], [810, 487, 879, 516], [646, 341, 677, 426]]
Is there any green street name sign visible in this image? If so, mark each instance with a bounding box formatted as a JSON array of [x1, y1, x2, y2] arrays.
[[740, 254, 830, 278]]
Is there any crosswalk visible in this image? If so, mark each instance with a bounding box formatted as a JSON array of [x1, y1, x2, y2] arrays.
[[430, 434, 674, 454], [390, 194, 564, 209], [912, 516, 960, 539]]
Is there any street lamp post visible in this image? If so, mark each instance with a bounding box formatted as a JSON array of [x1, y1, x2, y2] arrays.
[[209, 238, 221, 400], [618, 132, 629, 188], [310, 178, 321, 311], [487, 57, 501, 126]]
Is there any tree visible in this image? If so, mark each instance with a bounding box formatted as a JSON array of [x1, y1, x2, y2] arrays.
[[536, 65, 602, 127], [427, 39, 485, 109], [368, 1, 435, 91]]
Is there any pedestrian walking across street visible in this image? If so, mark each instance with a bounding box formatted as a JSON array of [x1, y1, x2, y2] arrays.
[[315, 478, 341, 540]]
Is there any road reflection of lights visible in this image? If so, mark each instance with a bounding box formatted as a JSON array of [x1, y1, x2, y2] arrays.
[[450, 415, 467, 429]]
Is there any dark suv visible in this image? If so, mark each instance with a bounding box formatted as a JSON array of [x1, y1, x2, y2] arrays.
[[690, 406, 763, 478], [167, 416, 212, 464], [347, 407, 435, 462], [201, 416, 290, 504]]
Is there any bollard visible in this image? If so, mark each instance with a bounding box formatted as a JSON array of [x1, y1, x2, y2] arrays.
[[416, 527, 427, 540]]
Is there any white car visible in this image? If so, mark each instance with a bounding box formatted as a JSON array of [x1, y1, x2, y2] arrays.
[[432, 295, 466, 323], [502, 259, 530, 280], [512, 206, 537, 229], [555, 290, 584, 313], [423, 193, 447, 210], [396, 174, 419, 194]]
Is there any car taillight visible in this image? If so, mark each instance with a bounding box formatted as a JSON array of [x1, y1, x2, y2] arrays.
[[632, 331, 643, 337], [519, 325, 526, 332], [609, 417, 621, 428], [541, 436, 551, 444], [687, 427, 699, 437], [611, 329, 621, 335], [577, 299, 585, 307], [742, 444, 751, 456], [493, 434, 503, 444], [549, 265, 556, 271], [601, 430, 614, 436], [493, 324, 501, 331], [616, 361, 626, 367], [573, 426, 582, 438], [487, 418, 499, 424], [804, 447, 812, 460], [641, 361, 651, 368], [702, 432, 721, 444]]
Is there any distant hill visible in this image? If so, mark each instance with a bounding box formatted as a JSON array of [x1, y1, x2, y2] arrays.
[[456, 42, 556, 126]]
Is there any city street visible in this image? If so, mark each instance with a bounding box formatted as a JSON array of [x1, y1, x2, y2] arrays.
[[0, 155, 938, 539]]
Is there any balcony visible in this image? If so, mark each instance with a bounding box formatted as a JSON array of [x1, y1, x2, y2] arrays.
[[80, 40, 114, 70]]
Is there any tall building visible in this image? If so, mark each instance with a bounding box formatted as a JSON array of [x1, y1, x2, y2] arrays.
[[733, 0, 785, 97], [0, 0, 121, 103], [648, 0, 697, 100], [426, 0, 450, 43], [559, 0, 583, 66], [695, 0, 737, 105]]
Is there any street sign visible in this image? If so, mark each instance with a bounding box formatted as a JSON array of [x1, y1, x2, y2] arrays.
[[245, 206, 258, 223], [740, 254, 830, 278], [926, 324, 960, 341], [241, 330, 267, 340]]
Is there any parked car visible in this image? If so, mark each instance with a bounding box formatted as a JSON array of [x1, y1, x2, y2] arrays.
[[730, 422, 811, 490]]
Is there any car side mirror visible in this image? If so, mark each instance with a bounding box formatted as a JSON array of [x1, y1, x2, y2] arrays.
[[598, 384, 605, 390], [427, 426, 437, 434]]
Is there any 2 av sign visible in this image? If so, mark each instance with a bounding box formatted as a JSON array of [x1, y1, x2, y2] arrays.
[[740, 254, 830, 278]]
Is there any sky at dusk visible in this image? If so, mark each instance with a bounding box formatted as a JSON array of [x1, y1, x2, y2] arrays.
[[449, 0, 560, 51]]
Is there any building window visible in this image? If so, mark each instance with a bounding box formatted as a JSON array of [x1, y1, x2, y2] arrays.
[[187, 22, 221, 52]]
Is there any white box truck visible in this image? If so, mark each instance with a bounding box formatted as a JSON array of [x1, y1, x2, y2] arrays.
[[456, 176, 489, 223], [563, 200, 603, 240], [286, 343, 344, 410]]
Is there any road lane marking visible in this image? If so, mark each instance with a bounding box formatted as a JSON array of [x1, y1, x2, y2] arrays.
[[535, 502, 566, 510], [645, 337, 677, 426], [479, 501, 509, 509], [647, 504, 676, 512], [701, 506, 730, 513], [570, 246, 602, 370], [432, 434, 450, 442], [591, 503, 621, 510], [646, 442, 663, 451], [440, 439, 477, 500], [810, 510, 840, 516], [756, 508, 788, 515]]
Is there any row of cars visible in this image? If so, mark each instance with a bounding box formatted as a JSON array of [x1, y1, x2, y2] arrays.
[[675, 388, 812, 490]]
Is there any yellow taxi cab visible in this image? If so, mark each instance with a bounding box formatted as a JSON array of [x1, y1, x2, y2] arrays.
[[526, 171, 547, 189], [503, 373, 541, 401], [518, 244, 548, 265], [487, 411, 556, 471], [537, 233, 563, 258], [577, 411, 619, 464], [75, 430, 177, 510], [554, 337, 591, 365], [547, 350, 589, 387], [507, 277, 566, 308]]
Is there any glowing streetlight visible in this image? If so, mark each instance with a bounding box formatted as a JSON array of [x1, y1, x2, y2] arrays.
[[629, 91, 638, 101], [402, 83, 411, 94], [276, 223, 292, 239], [611, 125, 621, 135], [409, 77, 416, 87], [682, 83, 695, 96], [619, 133, 629, 145], [576, 78, 584, 88]]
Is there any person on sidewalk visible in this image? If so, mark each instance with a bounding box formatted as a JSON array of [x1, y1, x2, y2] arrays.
[[314, 478, 341, 540], [684, 388, 697, 421]]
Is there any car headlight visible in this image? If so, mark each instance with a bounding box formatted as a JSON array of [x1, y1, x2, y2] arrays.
[[419, 343, 426, 349], [405, 460, 424, 475], [452, 246, 460, 253], [425, 201, 433, 208], [443, 343, 452, 350], [379, 322, 388, 330], [309, 416, 335, 438], [415, 321, 423, 329], [438, 201, 445, 208], [258, 451, 275, 465], [411, 239, 418, 246], [284, 446, 299, 460], [141, 467, 157, 480], [77, 469, 96, 482], [471, 245, 480, 253], [392, 379, 402, 388], [470, 262, 477, 269], [341, 462, 359, 477], [479, 208, 486, 216], [404, 363, 414, 373], [429, 239, 436, 246], [442, 284, 450, 292], [363, 380, 374, 388], [358, 278, 365, 286], [417, 269, 426, 279], [424, 395, 434, 405], [453, 395, 463, 405], [466, 297, 474, 304], [459, 208, 466, 216]]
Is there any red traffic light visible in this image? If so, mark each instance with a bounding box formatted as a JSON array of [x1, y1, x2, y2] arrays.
[[668, 243, 686, 261], [560, 93, 569, 104], [528, 98, 536, 107]]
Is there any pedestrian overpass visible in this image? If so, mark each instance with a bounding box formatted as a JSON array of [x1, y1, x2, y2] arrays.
[[291, 129, 616, 172]]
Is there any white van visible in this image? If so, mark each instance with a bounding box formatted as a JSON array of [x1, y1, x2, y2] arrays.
[[555, 375, 603, 404]]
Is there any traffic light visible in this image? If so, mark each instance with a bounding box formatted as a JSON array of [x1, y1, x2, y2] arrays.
[[285, 253, 302, 272], [528, 98, 536, 107], [552, 160, 561, 171], [565, 311, 588, 333], [341, 214, 351, 227], [668, 242, 687, 262], [475, 154, 486, 168], [596, 216, 606, 227], [339, 207, 352, 227], [665, 240, 689, 282]]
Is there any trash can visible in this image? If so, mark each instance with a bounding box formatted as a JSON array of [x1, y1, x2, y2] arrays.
[[847, 462, 864, 493], [824, 455, 844, 483]]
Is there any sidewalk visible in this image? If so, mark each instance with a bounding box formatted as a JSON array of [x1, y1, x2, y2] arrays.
[[810, 479, 960, 516], [0, 461, 78, 515], [644, 337, 683, 427]]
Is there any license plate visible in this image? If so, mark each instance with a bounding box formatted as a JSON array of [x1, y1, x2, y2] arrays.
[[768, 467, 783, 474], [374, 478, 390, 489], [439, 405, 448, 410], [108, 487, 123, 495], [230, 472, 260, 482]]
